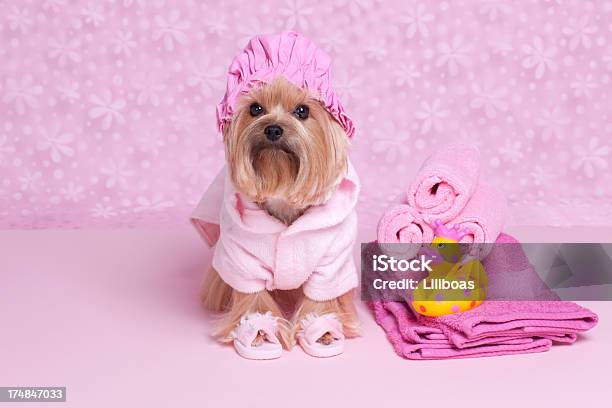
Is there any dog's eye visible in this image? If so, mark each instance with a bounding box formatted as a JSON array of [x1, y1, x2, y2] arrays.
[[249, 103, 263, 117], [293, 104, 309, 120]]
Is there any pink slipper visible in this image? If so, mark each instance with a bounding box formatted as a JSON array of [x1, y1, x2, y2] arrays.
[[297, 313, 345, 358], [230, 312, 282, 360]]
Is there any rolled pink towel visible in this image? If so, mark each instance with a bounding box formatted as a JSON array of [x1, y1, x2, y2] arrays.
[[377, 204, 433, 247], [407, 145, 480, 223], [451, 183, 507, 255]]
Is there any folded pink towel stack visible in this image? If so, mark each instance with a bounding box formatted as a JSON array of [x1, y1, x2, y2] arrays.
[[372, 301, 554, 359], [372, 148, 597, 359], [420, 300, 597, 348], [377, 145, 506, 257], [370, 234, 599, 360], [406, 144, 480, 223]]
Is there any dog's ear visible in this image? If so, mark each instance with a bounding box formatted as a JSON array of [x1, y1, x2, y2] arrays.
[[222, 120, 231, 143], [289, 110, 349, 206], [324, 114, 350, 181]]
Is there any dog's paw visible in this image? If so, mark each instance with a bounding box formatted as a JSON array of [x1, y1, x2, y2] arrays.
[[251, 330, 266, 347], [317, 332, 334, 345]]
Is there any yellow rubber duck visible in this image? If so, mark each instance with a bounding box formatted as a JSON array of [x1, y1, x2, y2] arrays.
[[412, 220, 487, 317]]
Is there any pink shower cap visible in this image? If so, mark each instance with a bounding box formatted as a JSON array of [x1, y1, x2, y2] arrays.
[[216, 31, 355, 138]]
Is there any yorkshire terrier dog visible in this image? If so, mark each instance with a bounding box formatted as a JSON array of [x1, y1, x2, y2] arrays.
[[192, 32, 359, 359]]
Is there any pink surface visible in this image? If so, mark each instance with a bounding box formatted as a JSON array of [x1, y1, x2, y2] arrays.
[[1, 1, 612, 230], [1, 227, 611, 407]]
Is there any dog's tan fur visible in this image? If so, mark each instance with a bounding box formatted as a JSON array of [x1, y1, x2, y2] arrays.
[[201, 77, 358, 348]]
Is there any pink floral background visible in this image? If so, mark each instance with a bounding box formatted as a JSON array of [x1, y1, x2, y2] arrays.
[[1, 0, 611, 231]]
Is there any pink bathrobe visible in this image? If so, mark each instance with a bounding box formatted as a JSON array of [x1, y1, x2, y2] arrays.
[[191, 162, 360, 301], [191, 31, 359, 301]]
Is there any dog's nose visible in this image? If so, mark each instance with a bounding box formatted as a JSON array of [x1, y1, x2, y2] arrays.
[[264, 125, 283, 141]]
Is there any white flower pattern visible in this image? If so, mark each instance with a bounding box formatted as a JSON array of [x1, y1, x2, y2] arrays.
[[522, 36, 557, 80], [415, 99, 449, 134], [0, 1, 609, 228], [88, 89, 126, 129], [436, 35, 472, 76], [152, 11, 190, 51], [571, 138, 610, 178], [36, 125, 75, 163], [402, 4, 433, 39], [2, 76, 43, 115], [7, 7, 32, 33]]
